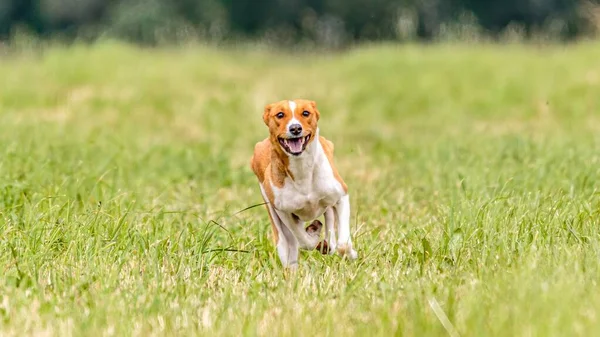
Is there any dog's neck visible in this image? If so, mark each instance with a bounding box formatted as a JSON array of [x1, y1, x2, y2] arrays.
[[271, 128, 320, 183]]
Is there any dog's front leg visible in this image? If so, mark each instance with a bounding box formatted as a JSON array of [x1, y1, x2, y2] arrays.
[[324, 207, 337, 254], [334, 194, 358, 259], [276, 219, 299, 269], [261, 185, 298, 268], [265, 203, 299, 269]]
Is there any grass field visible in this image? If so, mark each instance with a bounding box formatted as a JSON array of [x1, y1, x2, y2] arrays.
[[1, 41, 600, 336]]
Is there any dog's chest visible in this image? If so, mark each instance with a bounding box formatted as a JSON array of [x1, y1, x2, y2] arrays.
[[272, 155, 344, 221]]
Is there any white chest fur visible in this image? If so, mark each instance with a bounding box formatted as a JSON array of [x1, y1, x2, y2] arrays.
[[271, 137, 345, 221]]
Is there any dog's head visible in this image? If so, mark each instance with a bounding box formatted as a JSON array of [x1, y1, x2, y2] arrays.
[[263, 99, 320, 156]]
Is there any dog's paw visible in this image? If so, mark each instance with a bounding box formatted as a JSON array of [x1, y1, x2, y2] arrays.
[[305, 220, 323, 237], [337, 243, 358, 260], [315, 240, 331, 254], [282, 263, 299, 276]]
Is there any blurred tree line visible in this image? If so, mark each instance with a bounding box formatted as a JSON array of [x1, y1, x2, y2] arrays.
[[0, 0, 599, 46]]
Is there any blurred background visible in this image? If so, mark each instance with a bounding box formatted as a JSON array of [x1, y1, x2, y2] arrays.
[[1, 0, 600, 47]]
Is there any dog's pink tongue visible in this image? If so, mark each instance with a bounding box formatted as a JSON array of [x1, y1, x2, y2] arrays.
[[288, 139, 303, 153]]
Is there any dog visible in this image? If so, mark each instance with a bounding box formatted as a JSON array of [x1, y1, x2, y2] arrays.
[[250, 99, 358, 268]]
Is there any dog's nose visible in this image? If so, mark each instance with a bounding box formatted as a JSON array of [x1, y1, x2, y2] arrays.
[[289, 124, 303, 136]]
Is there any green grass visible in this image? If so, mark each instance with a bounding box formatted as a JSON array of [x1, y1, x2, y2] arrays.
[[1, 41, 600, 336]]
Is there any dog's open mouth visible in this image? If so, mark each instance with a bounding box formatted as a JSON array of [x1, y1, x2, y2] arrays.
[[278, 135, 311, 155]]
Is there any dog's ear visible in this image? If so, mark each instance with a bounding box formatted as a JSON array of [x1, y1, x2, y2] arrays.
[[310, 100, 320, 121], [263, 103, 273, 126]]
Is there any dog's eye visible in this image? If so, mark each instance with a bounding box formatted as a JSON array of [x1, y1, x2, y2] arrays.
[[276, 112, 285, 119], [302, 111, 310, 117]]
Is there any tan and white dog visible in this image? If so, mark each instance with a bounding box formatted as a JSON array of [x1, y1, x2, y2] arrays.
[[251, 99, 358, 268]]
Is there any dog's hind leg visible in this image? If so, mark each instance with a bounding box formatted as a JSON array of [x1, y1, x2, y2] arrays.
[[276, 211, 322, 251], [307, 219, 331, 254]]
